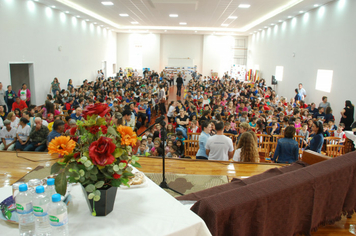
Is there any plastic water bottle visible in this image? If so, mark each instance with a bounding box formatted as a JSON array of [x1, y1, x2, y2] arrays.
[[15, 184, 35, 236], [46, 178, 57, 198], [48, 194, 69, 236], [33, 186, 51, 236]]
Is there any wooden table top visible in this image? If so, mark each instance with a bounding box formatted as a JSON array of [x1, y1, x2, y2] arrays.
[[0, 151, 285, 188]]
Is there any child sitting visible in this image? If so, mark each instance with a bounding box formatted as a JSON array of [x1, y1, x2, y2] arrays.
[[269, 122, 280, 136], [228, 115, 236, 131], [172, 152, 179, 159], [176, 140, 185, 158], [328, 120, 337, 131], [150, 140, 161, 153], [136, 143, 149, 156], [249, 117, 257, 128], [166, 145, 178, 158], [165, 140, 173, 154], [176, 131, 186, 144], [152, 147, 164, 157], [146, 135, 154, 150], [238, 111, 249, 123], [294, 117, 302, 129], [166, 123, 175, 134], [333, 123, 346, 144], [224, 122, 238, 135], [299, 123, 309, 148], [188, 120, 201, 133], [322, 123, 330, 138]]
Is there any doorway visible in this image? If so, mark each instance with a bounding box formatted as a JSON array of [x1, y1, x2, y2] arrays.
[[9, 63, 35, 105], [101, 61, 107, 79]]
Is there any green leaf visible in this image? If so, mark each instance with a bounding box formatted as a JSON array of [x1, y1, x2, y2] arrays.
[[63, 153, 74, 163], [131, 162, 142, 168], [55, 172, 67, 196], [90, 167, 98, 175], [94, 190, 101, 196], [84, 160, 92, 168], [107, 126, 119, 137], [51, 162, 64, 175], [132, 155, 139, 161], [95, 181, 104, 189], [121, 178, 130, 187], [145, 152, 150, 157], [113, 165, 120, 172], [88, 193, 95, 200], [111, 179, 122, 187], [79, 169, 85, 177], [123, 172, 134, 177], [113, 148, 124, 158], [89, 175, 97, 181], [85, 184, 95, 193], [93, 195, 100, 202], [137, 136, 142, 141], [119, 162, 126, 169], [96, 118, 106, 126]]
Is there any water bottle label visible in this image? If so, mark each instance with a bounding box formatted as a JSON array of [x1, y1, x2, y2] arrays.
[[33, 205, 48, 216], [16, 202, 33, 214], [49, 212, 68, 227]]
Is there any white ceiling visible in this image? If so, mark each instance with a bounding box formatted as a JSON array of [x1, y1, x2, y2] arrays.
[[37, 0, 335, 35]]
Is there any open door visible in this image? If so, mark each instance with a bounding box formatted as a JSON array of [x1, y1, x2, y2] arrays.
[[9, 63, 35, 106]]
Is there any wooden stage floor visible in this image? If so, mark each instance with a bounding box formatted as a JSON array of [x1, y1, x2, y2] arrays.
[[0, 151, 355, 235]]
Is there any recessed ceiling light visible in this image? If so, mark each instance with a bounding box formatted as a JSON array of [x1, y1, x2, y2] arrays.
[[299, 11, 304, 13], [119, 14, 129, 17], [76, 15, 80, 18], [314, 4, 319, 7], [101, 1, 114, 5], [131, 21, 139, 24], [51, 5, 56, 8], [238, 4, 251, 8], [228, 16, 238, 19], [100, 25, 103, 27], [169, 14, 178, 17], [164, 30, 167, 32], [271, 23, 274, 25], [264, 26, 268, 28], [94, 22, 97, 24], [278, 20, 283, 22], [65, 11, 69, 13], [221, 24, 229, 27], [34, 0, 39, 1], [179, 22, 187, 25], [195, 31, 197, 33], [259, 29, 262, 31], [86, 19, 89, 21], [288, 16, 292, 18]]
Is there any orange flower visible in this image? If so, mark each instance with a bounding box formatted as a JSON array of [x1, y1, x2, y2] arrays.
[[48, 136, 76, 156], [117, 125, 137, 147]]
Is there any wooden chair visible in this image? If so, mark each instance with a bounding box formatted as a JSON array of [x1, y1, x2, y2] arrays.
[[293, 135, 305, 149], [187, 132, 201, 141], [184, 140, 199, 159], [326, 144, 345, 158], [266, 126, 272, 135], [324, 137, 341, 145], [256, 134, 272, 159], [224, 133, 238, 144]]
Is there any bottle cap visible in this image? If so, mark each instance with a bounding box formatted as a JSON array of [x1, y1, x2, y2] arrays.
[[36, 186, 45, 193], [19, 184, 28, 192], [47, 178, 55, 186], [52, 193, 61, 203]]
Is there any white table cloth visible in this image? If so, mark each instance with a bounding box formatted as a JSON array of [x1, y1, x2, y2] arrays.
[[345, 131, 356, 148], [0, 176, 211, 236]]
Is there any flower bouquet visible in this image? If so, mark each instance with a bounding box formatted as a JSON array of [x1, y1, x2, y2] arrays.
[[48, 103, 141, 216]]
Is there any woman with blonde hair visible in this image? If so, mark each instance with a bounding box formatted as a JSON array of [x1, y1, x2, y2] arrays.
[[7, 112, 20, 129], [233, 132, 260, 163]]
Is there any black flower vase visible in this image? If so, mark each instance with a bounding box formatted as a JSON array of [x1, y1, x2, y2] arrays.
[[81, 185, 117, 216]]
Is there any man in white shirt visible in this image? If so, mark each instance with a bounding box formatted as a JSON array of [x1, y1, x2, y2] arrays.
[[0, 120, 17, 151], [205, 121, 234, 161], [298, 83, 307, 100]]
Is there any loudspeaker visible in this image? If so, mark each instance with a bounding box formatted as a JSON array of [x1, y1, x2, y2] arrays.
[[272, 75, 278, 85]]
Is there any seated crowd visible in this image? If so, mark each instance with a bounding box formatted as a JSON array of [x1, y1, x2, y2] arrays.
[[0, 69, 354, 166]]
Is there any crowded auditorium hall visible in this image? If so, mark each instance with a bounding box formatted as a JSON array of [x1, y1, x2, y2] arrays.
[[1, 0, 356, 235]]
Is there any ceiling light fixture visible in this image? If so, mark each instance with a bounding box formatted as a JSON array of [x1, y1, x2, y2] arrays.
[[195, 31, 197, 33], [314, 4, 319, 7], [65, 11, 69, 13], [299, 11, 304, 13], [238, 4, 251, 8], [221, 24, 229, 27], [278, 20, 283, 22], [51, 5, 56, 8], [288, 16, 292, 18], [264, 26, 268, 28], [169, 14, 178, 17], [100, 25, 103, 27], [164, 30, 167, 32], [131, 21, 139, 24], [34, 0, 39, 1], [86, 19, 89, 21], [271, 23, 274, 25], [179, 22, 187, 25], [228, 16, 238, 19], [119, 14, 128, 17], [101, 1, 114, 6], [94, 22, 97, 24], [76, 15, 80, 18]]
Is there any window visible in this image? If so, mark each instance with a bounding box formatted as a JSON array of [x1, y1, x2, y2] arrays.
[[315, 70, 333, 93], [275, 66, 284, 81]]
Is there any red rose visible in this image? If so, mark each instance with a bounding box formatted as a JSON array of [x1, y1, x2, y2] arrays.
[[70, 127, 77, 136], [82, 103, 111, 119], [89, 126, 100, 134], [73, 152, 80, 159], [113, 173, 121, 179], [89, 137, 116, 166], [101, 125, 108, 135]]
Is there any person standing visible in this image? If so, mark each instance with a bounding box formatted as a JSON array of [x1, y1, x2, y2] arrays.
[[157, 84, 166, 115], [0, 82, 6, 112], [176, 74, 184, 97], [318, 96, 331, 110], [50, 78, 61, 97], [18, 83, 31, 107], [205, 121, 234, 161], [298, 83, 307, 100], [196, 121, 211, 160], [5, 85, 16, 112], [272, 126, 299, 164], [340, 100, 354, 131]]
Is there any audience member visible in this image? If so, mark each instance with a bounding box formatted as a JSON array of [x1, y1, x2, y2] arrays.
[[205, 121, 234, 161], [272, 126, 299, 164]]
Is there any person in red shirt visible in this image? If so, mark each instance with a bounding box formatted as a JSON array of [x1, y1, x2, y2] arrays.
[[12, 97, 28, 111]]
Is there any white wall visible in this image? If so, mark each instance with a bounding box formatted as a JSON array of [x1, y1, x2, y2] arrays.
[[0, 0, 116, 105], [116, 33, 160, 73], [247, 0, 356, 123], [160, 34, 203, 72]]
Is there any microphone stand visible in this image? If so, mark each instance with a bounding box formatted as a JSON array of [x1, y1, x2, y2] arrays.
[[138, 118, 183, 196]]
